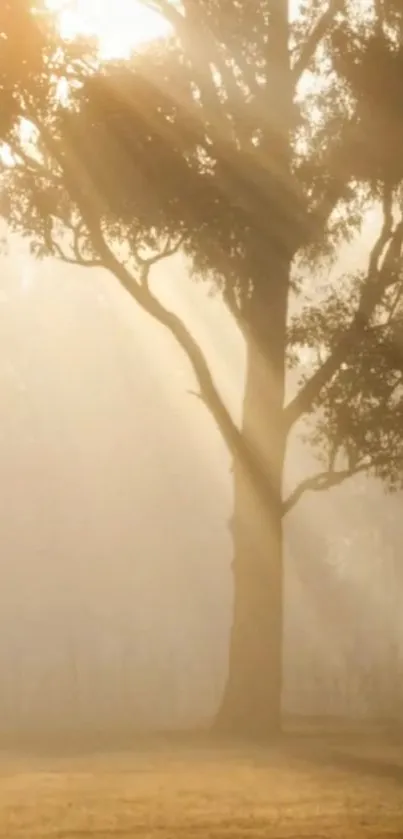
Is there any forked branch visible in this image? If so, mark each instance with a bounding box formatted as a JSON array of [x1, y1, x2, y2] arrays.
[[284, 189, 400, 432], [283, 462, 367, 514]]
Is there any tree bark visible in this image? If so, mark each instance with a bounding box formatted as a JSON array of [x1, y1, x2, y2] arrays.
[[215, 253, 290, 739], [213, 0, 294, 736]]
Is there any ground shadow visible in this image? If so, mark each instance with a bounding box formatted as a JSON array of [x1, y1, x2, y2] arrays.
[[286, 733, 403, 784]]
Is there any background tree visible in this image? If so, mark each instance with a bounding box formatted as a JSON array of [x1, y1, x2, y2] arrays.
[[1, 0, 403, 737]]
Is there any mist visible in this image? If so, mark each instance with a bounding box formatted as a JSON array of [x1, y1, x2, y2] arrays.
[[0, 237, 401, 738]]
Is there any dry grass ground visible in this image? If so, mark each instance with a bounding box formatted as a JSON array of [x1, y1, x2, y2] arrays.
[[0, 734, 402, 837]]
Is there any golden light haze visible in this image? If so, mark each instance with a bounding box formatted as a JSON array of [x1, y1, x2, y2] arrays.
[[0, 0, 400, 738], [47, 0, 170, 56]]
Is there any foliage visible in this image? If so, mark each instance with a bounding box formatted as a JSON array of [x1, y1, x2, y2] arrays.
[[1, 0, 403, 509], [289, 271, 403, 488]]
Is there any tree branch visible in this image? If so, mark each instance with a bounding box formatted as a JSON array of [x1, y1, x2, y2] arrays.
[[43, 215, 103, 268], [50, 238, 102, 268], [137, 234, 186, 273], [283, 462, 366, 515], [284, 188, 400, 432], [144, 0, 236, 143], [292, 0, 344, 84], [88, 222, 244, 456], [83, 219, 287, 516], [32, 112, 249, 468]]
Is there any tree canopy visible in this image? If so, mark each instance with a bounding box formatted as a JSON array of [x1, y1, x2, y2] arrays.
[[1, 0, 403, 508]]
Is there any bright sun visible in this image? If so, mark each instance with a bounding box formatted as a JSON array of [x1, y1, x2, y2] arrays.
[[47, 0, 170, 58]]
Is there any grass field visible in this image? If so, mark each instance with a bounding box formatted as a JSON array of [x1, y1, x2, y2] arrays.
[[0, 735, 402, 837]]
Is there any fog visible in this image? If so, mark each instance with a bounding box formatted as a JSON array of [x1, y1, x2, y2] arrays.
[[0, 238, 402, 736]]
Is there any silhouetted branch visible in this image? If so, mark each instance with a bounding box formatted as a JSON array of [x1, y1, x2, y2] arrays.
[[283, 462, 366, 514], [144, 0, 260, 148], [138, 235, 185, 268], [292, 0, 344, 84], [50, 238, 102, 268], [386, 283, 403, 323], [92, 230, 242, 454], [284, 187, 400, 432], [222, 284, 243, 321], [44, 216, 102, 268], [144, 0, 184, 31], [31, 114, 248, 470], [145, 0, 236, 142]]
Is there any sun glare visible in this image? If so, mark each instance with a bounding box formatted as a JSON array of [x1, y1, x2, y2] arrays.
[[48, 0, 170, 58]]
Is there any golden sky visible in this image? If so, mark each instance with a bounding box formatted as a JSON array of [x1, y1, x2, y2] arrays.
[[48, 0, 170, 57]]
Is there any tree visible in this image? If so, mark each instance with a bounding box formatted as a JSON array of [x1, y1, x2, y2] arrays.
[[1, 0, 403, 737]]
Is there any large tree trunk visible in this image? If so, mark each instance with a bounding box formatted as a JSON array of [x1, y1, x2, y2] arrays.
[[214, 0, 294, 737], [215, 257, 290, 739]]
